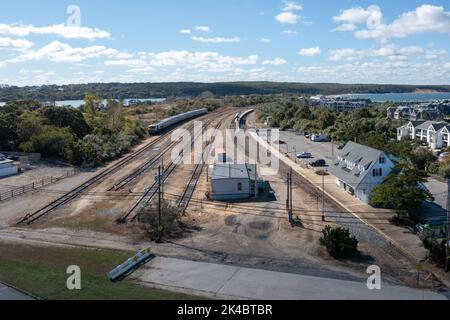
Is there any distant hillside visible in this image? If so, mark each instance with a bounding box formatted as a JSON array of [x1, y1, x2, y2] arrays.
[[1, 81, 449, 102]]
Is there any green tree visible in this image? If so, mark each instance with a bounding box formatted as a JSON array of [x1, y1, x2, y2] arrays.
[[370, 168, 434, 225], [20, 126, 75, 160], [319, 226, 358, 259], [41, 105, 91, 138]]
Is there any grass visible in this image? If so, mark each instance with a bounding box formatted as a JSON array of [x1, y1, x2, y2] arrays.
[[0, 241, 197, 300]]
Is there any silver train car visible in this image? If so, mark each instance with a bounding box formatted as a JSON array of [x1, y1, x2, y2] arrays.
[[149, 108, 208, 134]]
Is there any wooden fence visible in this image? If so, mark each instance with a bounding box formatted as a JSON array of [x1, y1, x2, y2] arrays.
[[0, 169, 78, 202]]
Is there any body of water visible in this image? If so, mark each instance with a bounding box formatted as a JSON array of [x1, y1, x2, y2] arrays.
[[55, 98, 166, 108], [341, 92, 450, 102], [0, 98, 165, 108]]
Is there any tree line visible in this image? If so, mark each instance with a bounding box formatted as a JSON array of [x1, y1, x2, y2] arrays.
[[0, 94, 146, 166]]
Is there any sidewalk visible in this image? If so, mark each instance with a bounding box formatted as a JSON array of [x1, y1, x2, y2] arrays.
[[131, 257, 446, 300], [0, 282, 34, 300]]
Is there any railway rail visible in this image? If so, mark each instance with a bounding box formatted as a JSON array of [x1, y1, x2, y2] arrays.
[[119, 111, 233, 223], [16, 111, 224, 226], [177, 116, 226, 214]]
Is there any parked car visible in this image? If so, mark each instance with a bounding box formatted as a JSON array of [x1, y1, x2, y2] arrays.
[[311, 134, 331, 142], [336, 142, 347, 150], [309, 159, 326, 167], [296, 152, 312, 159]]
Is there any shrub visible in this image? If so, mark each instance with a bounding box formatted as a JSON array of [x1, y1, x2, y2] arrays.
[[319, 225, 358, 259], [138, 201, 183, 240]]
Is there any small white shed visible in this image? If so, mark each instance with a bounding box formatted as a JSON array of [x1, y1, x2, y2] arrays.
[[210, 163, 257, 201], [0, 154, 18, 178]]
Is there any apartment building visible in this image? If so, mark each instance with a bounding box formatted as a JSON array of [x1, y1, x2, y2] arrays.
[[397, 120, 450, 149]]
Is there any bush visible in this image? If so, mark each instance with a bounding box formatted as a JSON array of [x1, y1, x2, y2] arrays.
[[423, 237, 447, 266], [319, 225, 358, 259], [138, 201, 183, 240]]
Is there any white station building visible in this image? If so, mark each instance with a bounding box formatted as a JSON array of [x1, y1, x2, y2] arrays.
[[210, 163, 257, 201], [0, 153, 18, 178]]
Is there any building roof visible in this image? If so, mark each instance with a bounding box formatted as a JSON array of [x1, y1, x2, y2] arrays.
[[329, 142, 386, 189], [211, 164, 256, 180]]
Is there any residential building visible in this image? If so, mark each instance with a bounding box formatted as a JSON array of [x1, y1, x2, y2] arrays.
[[0, 153, 18, 178], [387, 106, 442, 121], [397, 120, 450, 149], [310, 95, 369, 112], [329, 142, 395, 204]]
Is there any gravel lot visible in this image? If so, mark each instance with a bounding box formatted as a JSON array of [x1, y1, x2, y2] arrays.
[[0, 161, 75, 192]]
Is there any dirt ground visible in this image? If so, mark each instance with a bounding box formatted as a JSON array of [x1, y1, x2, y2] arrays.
[[0, 108, 447, 295], [0, 161, 75, 192]]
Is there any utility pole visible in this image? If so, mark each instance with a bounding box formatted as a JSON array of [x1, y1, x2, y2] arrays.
[[322, 173, 325, 222], [290, 168, 293, 223], [157, 166, 162, 243], [446, 178, 450, 272]]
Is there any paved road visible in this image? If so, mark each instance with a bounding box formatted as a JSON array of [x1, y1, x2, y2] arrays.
[[132, 257, 447, 300], [0, 282, 33, 300]]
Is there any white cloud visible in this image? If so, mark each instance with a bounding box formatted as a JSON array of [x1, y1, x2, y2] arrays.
[[260, 38, 271, 43], [295, 60, 450, 84], [0, 23, 110, 40], [191, 36, 240, 43], [327, 45, 440, 62], [282, 1, 303, 12], [281, 30, 298, 36], [298, 47, 321, 56], [8, 41, 125, 64], [262, 58, 287, 65], [332, 23, 357, 32], [276, 12, 299, 24], [180, 29, 191, 34], [334, 5, 450, 42], [193, 26, 211, 32], [107, 51, 258, 70], [333, 6, 382, 26], [0, 37, 34, 50]]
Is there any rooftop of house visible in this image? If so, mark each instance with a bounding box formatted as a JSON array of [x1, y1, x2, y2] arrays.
[[329, 142, 389, 189], [211, 163, 257, 181]]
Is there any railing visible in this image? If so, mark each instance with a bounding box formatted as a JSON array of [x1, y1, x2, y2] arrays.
[[0, 169, 78, 202]]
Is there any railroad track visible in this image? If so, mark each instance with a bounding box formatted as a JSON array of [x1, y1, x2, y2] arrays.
[[119, 111, 233, 223], [15, 111, 222, 226], [177, 116, 226, 214]]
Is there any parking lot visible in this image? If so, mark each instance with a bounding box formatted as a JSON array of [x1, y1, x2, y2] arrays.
[[278, 131, 338, 166]]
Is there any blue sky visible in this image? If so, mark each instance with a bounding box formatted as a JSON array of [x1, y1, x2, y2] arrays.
[[1, 0, 450, 85]]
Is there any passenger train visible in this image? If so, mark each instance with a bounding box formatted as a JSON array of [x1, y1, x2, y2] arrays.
[[148, 108, 208, 134]]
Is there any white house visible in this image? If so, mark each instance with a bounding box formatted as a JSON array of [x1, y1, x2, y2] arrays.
[[329, 142, 395, 204], [0, 154, 18, 178], [397, 121, 450, 149]]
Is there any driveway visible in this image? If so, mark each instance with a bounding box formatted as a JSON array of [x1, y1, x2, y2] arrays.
[[131, 257, 447, 300], [0, 282, 33, 300]]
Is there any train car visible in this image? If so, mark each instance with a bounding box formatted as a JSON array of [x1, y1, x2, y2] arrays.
[[149, 108, 208, 134]]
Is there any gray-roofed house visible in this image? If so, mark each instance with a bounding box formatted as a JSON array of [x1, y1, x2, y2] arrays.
[[210, 163, 257, 201], [329, 142, 395, 204]]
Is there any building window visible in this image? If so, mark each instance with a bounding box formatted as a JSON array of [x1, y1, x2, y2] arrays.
[[237, 183, 243, 191], [372, 168, 383, 177], [379, 156, 385, 164]]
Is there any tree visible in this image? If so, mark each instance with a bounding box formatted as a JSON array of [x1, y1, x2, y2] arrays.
[[41, 106, 91, 138], [370, 167, 434, 225], [20, 126, 75, 161], [409, 147, 437, 171], [319, 226, 358, 259], [84, 93, 102, 120]]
